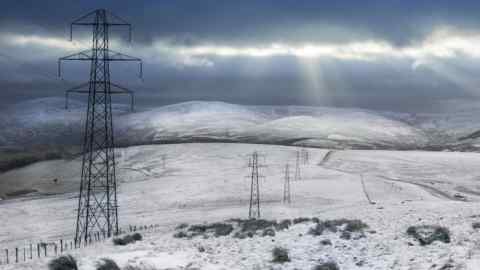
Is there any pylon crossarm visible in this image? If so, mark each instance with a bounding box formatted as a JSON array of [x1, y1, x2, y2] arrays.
[[64, 82, 136, 111], [70, 9, 132, 41]]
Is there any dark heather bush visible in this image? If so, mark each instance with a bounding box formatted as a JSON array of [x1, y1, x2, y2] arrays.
[[320, 239, 332, 245], [275, 219, 292, 231], [175, 223, 188, 230], [344, 220, 368, 232], [293, 217, 311, 224], [240, 219, 277, 232], [132, 233, 143, 241], [188, 224, 208, 233], [113, 234, 138, 246], [313, 261, 340, 270], [96, 258, 120, 270], [473, 222, 480, 229], [48, 255, 78, 270], [173, 231, 188, 238], [308, 223, 326, 236], [212, 223, 234, 237], [262, 228, 276, 237], [272, 247, 290, 263], [407, 225, 451, 245], [123, 265, 160, 270]]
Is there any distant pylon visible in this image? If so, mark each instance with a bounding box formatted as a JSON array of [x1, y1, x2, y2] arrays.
[[294, 150, 301, 181], [58, 9, 143, 244], [161, 154, 167, 169], [283, 163, 291, 204], [301, 144, 309, 164], [247, 151, 265, 219]]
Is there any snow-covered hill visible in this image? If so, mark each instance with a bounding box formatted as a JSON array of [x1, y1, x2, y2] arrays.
[[1, 97, 466, 150], [3, 143, 480, 269]]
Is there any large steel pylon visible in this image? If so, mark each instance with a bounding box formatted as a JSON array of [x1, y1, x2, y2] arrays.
[[247, 151, 265, 219], [58, 9, 142, 244]]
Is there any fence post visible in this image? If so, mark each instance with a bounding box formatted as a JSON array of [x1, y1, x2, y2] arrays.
[[15, 247, 18, 263], [60, 239, 63, 253], [30, 244, 33, 260], [5, 249, 8, 264], [23, 248, 26, 262], [44, 244, 47, 257], [37, 244, 40, 258], [54, 244, 57, 256]]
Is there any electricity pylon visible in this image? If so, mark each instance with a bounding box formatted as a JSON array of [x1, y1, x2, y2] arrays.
[[301, 145, 309, 164], [294, 150, 301, 181], [283, 163, 291, 204], [58, 9, 143, 244], [247, 151, 265, 219]]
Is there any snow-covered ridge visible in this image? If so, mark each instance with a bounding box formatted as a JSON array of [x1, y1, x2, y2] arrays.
[[0, 97, 478, 150]]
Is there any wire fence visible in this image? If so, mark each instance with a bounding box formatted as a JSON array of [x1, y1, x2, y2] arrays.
[[0, 223, 161, 266]]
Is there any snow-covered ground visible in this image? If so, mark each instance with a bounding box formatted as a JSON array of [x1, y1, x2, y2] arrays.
[[6, 97, 480, 150], [2, 143, 480, 269]]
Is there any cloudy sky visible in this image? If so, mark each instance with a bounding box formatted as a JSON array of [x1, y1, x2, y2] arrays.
[[2, 0, 480, 112]]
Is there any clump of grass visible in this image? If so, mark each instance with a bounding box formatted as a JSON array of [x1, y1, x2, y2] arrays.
[[313, 261, 340, 270], [473, 222, 480, 229], [406, 225, 450, 245], [272, 247, 290, 263], [48, 255, 78, 270], [96, 258, 120, 270]]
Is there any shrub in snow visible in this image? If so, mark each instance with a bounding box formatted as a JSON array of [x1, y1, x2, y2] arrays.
[[272, 247, 290, 263], [320, 239, 332, 246], [406, 225, 450, 245], [293, 217, 311, 224], [472, 222, 480, 229], [343, 219, 368, 232], [313, 261, 340, 270], [309, 223, 326, 236], [275, 219, 292, 231], [132, 232, 142, 241], [113, 233, 142, 246], [262, 228, 276, 237], [48, 255, 78, 270], [211, 223, 234, 237], [124, 265, 160, 270], [96, 258, 120, 270], [173, 231, 188, 238], [340, 231, 351, 240], [309, 219, 368, 237], [175, 223, 188, 230], [240, 219, 277, 233], [176, 222, 234, 238]]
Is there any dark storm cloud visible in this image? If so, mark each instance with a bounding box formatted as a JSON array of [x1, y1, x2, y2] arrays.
[[1, 0, 480, 113], [2, 0, 480, 46]]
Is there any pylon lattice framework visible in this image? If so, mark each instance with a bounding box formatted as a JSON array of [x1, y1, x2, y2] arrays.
[[283, 163, 291, 204], [247, 151, 265, 219], [294, 150, 301, 181], [58, 9, 143, 244]]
